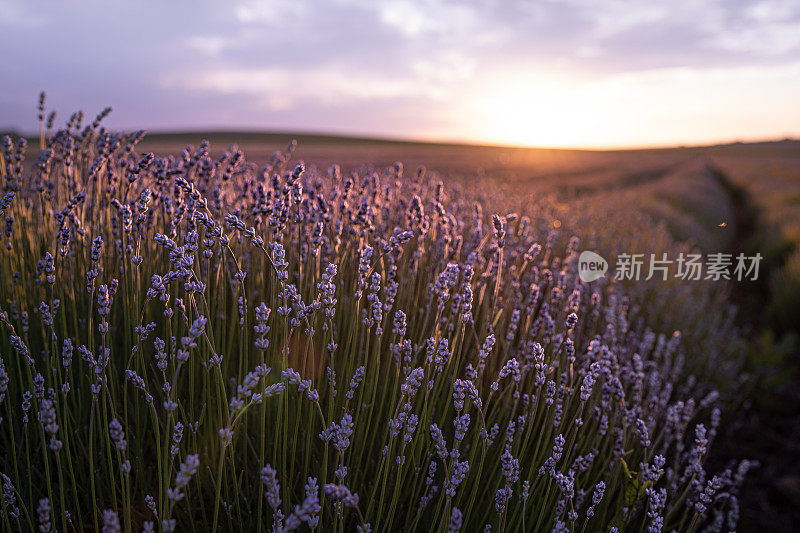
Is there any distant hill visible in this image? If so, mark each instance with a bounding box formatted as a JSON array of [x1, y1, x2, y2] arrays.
[[3, 127, 798, 156]]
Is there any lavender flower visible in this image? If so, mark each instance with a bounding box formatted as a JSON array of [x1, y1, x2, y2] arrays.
[[401, 367, 425, 398], [431, 423, 448, 459], [37, 498, 52, 532], [168, 454, 199, 502], [320, 412, 355, 452], [587, 481, 605, 517], [454, 413, 470, 444], [445, 460, 469, 498], [261, 464, 281, 509], [495, 487, 512, 513], [448, 507, 463, 532], [108, 418, 127, 451], [2, 474, 19, 519], [102, 509, 121, 533], [284, 477, 321, 530], [501, 449, 520, 484], [171, 422, 184, 456], [346, 366, 365, 400], [324, 483, 359, 508]]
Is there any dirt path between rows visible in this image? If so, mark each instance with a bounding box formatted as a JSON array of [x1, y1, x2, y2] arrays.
[[705, 164, 800, 532]]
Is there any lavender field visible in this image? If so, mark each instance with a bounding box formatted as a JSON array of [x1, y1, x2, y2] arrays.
[[1, 95, 798, 533]]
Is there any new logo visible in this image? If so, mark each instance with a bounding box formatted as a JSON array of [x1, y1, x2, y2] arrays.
[[578, 251, 608, 282]]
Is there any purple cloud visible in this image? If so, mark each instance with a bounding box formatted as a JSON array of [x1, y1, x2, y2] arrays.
[[1, 0, 798, 146]]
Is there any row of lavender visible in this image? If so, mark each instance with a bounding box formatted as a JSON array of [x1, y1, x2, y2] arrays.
[[0, 98, 749, 531]]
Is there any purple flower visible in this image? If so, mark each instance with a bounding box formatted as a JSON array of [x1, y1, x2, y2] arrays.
[[448, 507, 463, 532], [285, 477, 321, 530], [444, 460, 469, 498], [108, 418, 126, 451], [320, 412, 355, 452], [495, 487, 512, 513], [324, 483, 359, 508], [587, 481, 605, 517], [501, 449, 519, 484], [430, 424, 448, 459], [401, 367, 425, 398], [102, 509, 120, 533], [168, 454, 199, 502], [346, 366, 365, 400], [260, 464, 281, 509], [37, 498, 52, 532], [454, 413, 470, 444]]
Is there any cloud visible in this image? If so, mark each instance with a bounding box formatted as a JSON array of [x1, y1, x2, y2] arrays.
[[159, 56, 468, 106], [0, 0, 48, 28], [234, 0, 309, 25], [710, 1, 800, 55], [0, 0, 798, 146], [184, 36, 235, 57], [376, 0, 480, 38]]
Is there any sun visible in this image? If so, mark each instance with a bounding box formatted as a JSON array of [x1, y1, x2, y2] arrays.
[[469, 76, 611, 148]]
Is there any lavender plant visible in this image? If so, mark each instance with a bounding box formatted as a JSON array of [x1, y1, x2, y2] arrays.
[[0, 95, 750, 531]]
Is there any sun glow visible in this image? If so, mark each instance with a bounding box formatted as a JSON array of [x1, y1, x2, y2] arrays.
[[469, 76, 613, 148], [466, 62, 800, 149]]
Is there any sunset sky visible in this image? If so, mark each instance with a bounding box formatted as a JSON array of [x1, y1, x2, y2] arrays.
[[1, 0, 799, 148]]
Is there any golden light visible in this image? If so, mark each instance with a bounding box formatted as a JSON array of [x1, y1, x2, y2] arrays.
[[464, 63, 800, 149], [468, 74, 614, 148]]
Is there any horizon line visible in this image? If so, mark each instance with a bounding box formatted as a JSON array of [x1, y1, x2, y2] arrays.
[[3, 126, 798, 152]]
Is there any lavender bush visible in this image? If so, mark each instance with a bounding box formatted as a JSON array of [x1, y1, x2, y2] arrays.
[[0, 95, 750, 531]]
